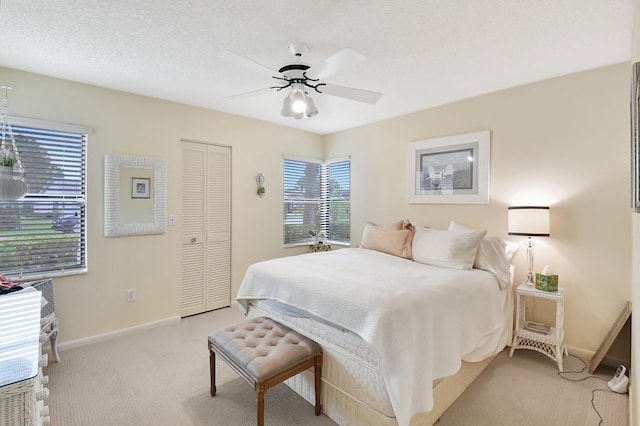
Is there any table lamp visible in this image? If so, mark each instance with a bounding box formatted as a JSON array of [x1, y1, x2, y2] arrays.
[[508, 206, 550, 286]]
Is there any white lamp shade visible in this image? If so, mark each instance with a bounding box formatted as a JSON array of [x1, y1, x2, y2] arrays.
[[508, 206, 550, 236]]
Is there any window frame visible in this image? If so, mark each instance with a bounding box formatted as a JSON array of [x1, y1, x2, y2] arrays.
[[283, 155, 350, 247], [0, 115, 90, 280]]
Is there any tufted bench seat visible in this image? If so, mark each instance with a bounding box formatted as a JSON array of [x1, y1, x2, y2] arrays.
[[208, 317, 323, 426]]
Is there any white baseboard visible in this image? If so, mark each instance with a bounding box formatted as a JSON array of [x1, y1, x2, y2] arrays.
[[566, 344, 595, 366], [566, 345, 630, 371], [601, 354, 631, 369], [57, 315, 181, 351]]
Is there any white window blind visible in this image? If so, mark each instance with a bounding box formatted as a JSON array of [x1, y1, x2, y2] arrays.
[[283, 156, 350, 246], [324, 158, 350, 244], [0, 119, 88, 279]]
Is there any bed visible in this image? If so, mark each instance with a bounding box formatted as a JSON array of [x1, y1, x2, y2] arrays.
[[236, 221, 515, 426]]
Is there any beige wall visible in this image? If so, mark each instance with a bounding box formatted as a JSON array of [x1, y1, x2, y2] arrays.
[[325, 63, 631, 355], [1, 63, 631, 358], [0, 67, 322, 342]]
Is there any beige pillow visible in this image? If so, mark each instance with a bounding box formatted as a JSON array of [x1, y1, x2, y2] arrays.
[[412, 226, 486, 269], [360, 220, 415, 259]]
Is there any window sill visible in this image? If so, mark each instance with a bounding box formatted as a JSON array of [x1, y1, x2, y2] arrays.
[[285, 241, 350, 249]]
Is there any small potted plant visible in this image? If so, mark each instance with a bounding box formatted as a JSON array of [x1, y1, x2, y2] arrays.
[[0, 147, 16, 168], [308, 229, 327, 245], [0, 148, 17, 181]]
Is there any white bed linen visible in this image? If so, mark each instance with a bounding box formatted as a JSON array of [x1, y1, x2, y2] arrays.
[[237, 248, 510, 426]]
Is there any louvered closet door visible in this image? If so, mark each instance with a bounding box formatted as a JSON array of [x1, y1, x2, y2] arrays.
[[181, 142, 207, 316], [180, 141, 231, 316], [205, 144, 231, 310]]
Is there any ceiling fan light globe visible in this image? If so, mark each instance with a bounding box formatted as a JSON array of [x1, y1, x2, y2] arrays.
[[290, 89, 307, 114], [306, 97, 318, 117], [280, 96, 294, 117], [292, 99, 307, 114]]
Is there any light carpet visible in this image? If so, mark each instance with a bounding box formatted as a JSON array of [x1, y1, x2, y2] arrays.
[[437, 349, 628, 426], [45, 307, 628, 425], [47, 307, 335, 426]]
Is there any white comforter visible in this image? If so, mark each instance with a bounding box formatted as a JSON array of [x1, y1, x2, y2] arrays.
[[237, 248, 511, 426]]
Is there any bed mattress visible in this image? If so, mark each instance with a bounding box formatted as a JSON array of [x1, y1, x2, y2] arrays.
[[246, 299, 396, 417]]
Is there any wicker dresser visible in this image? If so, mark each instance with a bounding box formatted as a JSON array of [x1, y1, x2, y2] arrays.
[[0, 289, 51, 425]]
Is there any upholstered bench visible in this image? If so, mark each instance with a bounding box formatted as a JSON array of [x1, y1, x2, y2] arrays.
[[208, 317, 323, 426]]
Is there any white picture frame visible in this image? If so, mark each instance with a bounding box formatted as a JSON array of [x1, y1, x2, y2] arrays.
[[131, 177, 151, 199], [407, 130, 490, 204]]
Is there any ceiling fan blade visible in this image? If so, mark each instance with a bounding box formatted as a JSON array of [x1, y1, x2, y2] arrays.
[[319, 83, 382, 104], [223, 87, 272, 100], [214, 50, 276, 74], [307, 48, 366, 80]]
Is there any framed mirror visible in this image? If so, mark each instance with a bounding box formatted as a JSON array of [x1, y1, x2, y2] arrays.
[[104, 154, 167, 237]]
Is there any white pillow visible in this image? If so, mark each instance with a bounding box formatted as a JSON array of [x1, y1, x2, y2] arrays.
[[412, 227, 486, 270], [448, 221, 511, 289], [504, 241, 519, 262]]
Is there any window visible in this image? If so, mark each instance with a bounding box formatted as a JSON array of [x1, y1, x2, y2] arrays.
[[283, 155, 350, 246], [0, 117, 89, 279]]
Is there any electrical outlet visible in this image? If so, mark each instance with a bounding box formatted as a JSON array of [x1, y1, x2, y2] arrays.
[[127, 289, 136, 302], [169, 214, 177, 226]]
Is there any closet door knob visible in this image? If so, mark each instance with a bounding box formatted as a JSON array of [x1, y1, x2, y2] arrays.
[[191, 237, 196, 243]]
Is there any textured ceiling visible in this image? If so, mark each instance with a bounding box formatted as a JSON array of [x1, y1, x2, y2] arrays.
[[0, 1, 634, 135]]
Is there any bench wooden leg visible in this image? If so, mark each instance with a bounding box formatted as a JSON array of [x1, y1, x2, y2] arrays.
[[209, 348, 217, 397], [314, 353, 323, 416], [256, 382, 266, 426]]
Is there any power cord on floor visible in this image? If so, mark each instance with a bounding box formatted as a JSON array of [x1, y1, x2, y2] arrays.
[[557, 354, 626, 426]]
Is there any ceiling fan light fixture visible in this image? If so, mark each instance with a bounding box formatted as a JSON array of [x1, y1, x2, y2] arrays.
[[281, 87, 318, 119]]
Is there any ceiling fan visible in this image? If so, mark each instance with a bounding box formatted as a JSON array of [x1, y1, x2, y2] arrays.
[[217, 43, 382, 119]]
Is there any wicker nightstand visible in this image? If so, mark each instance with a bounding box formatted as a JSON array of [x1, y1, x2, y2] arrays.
[[509, 284, 567, 371]]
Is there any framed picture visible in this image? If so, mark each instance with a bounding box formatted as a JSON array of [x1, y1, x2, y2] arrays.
[[407, 130, 490, 204], [131, 177, 151, 199]]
